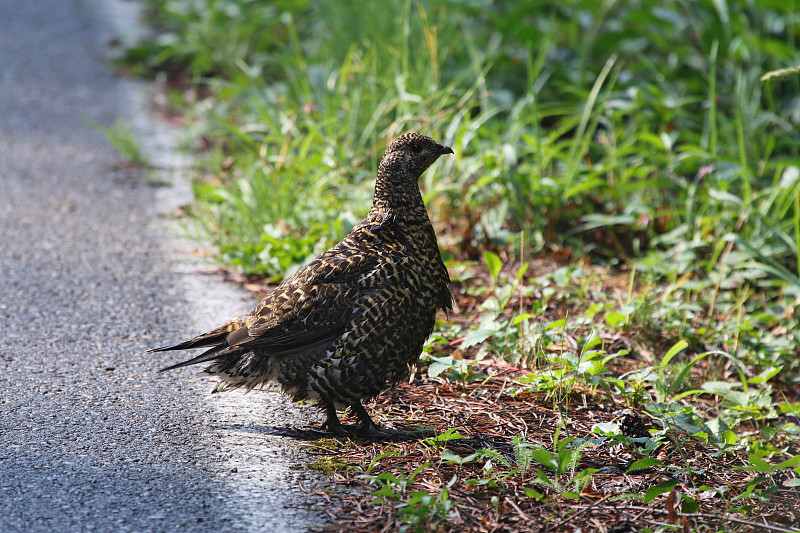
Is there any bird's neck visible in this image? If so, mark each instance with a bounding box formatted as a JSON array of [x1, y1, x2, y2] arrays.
[[370, 192, 430, 228], [371, 176, 426, 212]]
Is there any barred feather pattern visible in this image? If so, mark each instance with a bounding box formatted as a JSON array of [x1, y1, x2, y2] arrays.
[[152, 133, 453, 430]]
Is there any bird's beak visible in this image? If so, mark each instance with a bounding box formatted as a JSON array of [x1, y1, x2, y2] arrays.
[[437, 145, 454, 155]]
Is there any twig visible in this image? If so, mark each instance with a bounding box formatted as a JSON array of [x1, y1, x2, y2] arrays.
[[506, 497, 533, 522], [548, 495, 614, 530], [579, 504, 799, 533]]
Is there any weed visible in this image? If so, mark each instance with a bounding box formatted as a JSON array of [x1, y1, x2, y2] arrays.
[[86, 119, 148, 167]]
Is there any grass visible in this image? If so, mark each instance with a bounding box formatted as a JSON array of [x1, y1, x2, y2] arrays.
[[120, 0, 800, 282], [119, 0, 800, 530], [86, 119, 149, 167]]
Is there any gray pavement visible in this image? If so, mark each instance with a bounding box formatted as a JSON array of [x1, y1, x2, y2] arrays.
[[0, 1, 331, 531]]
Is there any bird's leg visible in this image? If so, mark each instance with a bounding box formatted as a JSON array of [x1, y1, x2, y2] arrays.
[[350, 402, 433, 439], [350, 402, 387, 436], [321, 404, 349, 437]]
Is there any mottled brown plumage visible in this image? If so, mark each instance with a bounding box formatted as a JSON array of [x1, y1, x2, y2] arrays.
[[150, 133, 453, 436]]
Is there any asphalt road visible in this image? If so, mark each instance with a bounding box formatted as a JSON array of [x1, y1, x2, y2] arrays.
[[0, 1, 331, 531]]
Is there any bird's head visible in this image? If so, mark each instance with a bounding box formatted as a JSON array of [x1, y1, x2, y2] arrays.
[[380, 132, 454, 179], [374, 133, 453, 207]]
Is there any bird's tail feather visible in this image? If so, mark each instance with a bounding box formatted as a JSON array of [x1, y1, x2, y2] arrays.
[[149, 317, 250, 371], [158, 343, 248, 372], [148, 317, 251, 352], [148, 337, 218, 353], [147, 320, 238, 353]]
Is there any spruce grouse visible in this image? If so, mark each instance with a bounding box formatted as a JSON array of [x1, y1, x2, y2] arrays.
[[151, 133, 453, 436]]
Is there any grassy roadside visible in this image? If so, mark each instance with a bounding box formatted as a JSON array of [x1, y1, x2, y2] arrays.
[[118, 0, 800, 530]]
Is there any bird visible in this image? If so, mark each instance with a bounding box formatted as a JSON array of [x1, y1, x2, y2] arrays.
[[150, 132, 454, 436]]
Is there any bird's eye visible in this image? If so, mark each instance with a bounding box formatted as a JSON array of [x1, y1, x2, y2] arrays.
[[410, 143, 422, 153]]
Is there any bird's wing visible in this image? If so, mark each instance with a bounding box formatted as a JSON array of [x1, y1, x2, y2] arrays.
[[231, 237, 396, 353]]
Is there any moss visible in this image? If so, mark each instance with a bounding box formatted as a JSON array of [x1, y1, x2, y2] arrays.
[[306, 456, 349, 476]]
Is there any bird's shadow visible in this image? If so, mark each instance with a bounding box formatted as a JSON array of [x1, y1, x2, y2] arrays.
[[211, 422, 436, 443]]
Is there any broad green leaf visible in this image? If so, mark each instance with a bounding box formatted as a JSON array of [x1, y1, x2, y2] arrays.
[[440, 448, 476, 465], [747, 366, 782, 384], [681, 494, 699, 513], [427, 356, 454, 378], [604, 311, 628, 328], [512, 313, 533, 325], [529, 448, 558, 472], [644, 479, 678, 503], [775, 455, 800, 470], [428, 429, 464, 443], [592, 422, 621, 435], [626, 458, 664, 473], [483, 250, 502, 284], [523, 487, 545, 499], [459, 327, 499, 349], [736, 454, 772, 473]]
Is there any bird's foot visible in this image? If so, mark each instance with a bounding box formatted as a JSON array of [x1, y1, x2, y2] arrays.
[[349, 402, 432, 439], [320, 418, 352, 437], [354, 420, 393, 438], [321, 403, 432, 439], [322, 405, 373, 437]]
